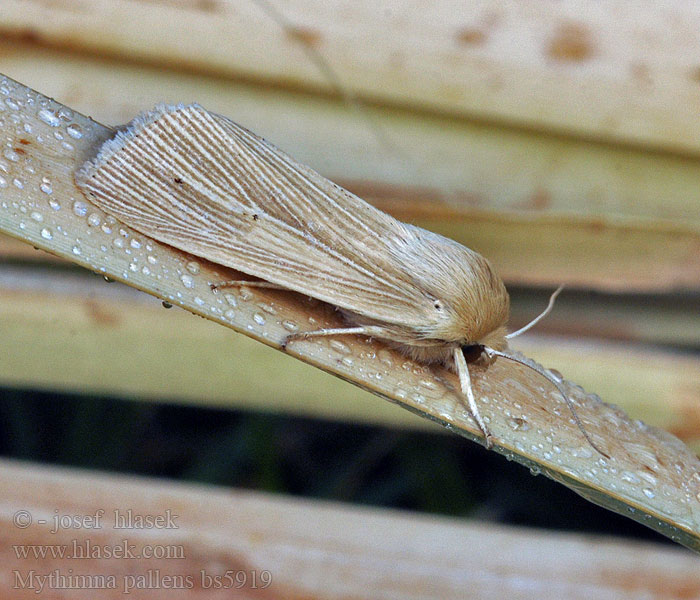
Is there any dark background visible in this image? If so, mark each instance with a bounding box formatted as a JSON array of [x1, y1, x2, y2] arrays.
[[0, 386, 671, 545]]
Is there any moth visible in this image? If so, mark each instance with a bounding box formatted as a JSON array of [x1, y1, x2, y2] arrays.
[[75, 103, 602, 454]]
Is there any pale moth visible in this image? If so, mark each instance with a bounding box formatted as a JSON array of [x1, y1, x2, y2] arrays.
[[75, 104, 602, 455]]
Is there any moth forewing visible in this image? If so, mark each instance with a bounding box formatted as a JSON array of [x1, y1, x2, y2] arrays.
[[76, 104, 479, 334], [76, 103, 604, 453]]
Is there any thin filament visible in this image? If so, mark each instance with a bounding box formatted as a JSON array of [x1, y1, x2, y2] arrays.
[[483, 347, 609, 458], [252, 0, 401, 158], [506, 285, 564, 340]]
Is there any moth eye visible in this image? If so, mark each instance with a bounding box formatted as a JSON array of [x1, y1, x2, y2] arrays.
[[461, 344, 484, 362]]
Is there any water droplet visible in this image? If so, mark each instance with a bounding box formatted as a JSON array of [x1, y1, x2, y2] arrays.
[[642, 487, 655, 499], [141, 266, 150, 275], [40, 227, 53, 240], [72, 245, 81, 255], [510, 417, 531, 432], [224, 309, 235, 320], [180, 274, 194, 289], [258, 302, 277, 315], [30, 211, 43, 222], [40, 182, 52, 195], [48, 199, 61, 211], [101, 223, 113, 234], [253, 312, 266, 326], [3, 148, 19, 162], [412, 393, 426, 405], [587, 393, 602, 405], [638, 471, 658, 486], [130, 239, 141, 249], [73, 200, 88, 217], [186, 261, 200, 274], [38, 108, 61, 127], [113, 237, 125, 249], [223, 293, 237, 307], [282, 320, 298, 332], [66, 123, 83, 138], [0, 175, 7, 188], [420, 379, 438, 390], [621, 471, 641, 484], [341, 356, 354, 367], [12, 178, 23, 189], [56, 107, 72, 121], [194, 296, 205, 306], [330, 340, 351, 354], [147, 255, 158, 265], [87, 213, 101, 226], [572, 447, 594, 459], [4, 97, 19, 110], [377, 350, 394, 367], [547, 368, 564, 382]]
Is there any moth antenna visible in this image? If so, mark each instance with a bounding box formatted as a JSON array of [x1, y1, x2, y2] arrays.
[[506, 285, 564, 340], [482, 347, 609, 458]]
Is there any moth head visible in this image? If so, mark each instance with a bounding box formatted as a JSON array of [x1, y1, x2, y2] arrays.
[[476, 325, 508, 352], [429, 251, 510, 347], [458, 285, 564, 354], [460, 286, 608, 457], [461, 286, 563, 366]]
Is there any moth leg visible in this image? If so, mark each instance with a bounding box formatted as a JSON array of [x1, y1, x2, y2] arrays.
[[453, 347, 493, 449], [210, 280, 288, 293], [282, 326, 389, 350]]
